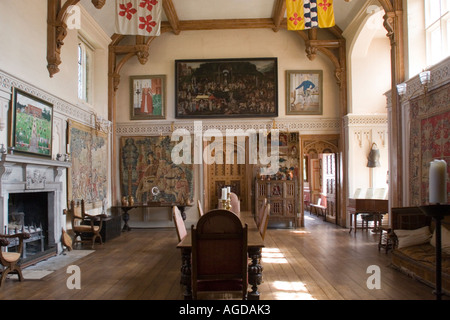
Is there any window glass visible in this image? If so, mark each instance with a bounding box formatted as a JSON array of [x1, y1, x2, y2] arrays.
[[425, 0, 449, 65], [425, 0, 441, 27], [77, 38, 93, 103]]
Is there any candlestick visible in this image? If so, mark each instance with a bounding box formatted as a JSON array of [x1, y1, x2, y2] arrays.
[[429, 159, 447, 204], [221, 188, 227, 200]]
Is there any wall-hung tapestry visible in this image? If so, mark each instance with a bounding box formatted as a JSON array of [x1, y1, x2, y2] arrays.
[[175, 58, 278, 118], [67, 120, 108, 203], [409, 84, 450, 205], [120, 136, 194, 205]]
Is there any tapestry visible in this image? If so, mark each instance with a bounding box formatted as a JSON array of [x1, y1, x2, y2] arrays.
[[67, 121, 108, 203], [409, 84, 450, 205], [119, 136, 194, 204]]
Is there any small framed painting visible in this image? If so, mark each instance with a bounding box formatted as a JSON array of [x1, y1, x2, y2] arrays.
[[10, 88, 53, 157], [130, 75, 166, 120], [286, 70, 323, 115]]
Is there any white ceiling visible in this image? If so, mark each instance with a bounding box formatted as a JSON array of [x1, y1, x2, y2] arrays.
[[80, 0, 369, 37]]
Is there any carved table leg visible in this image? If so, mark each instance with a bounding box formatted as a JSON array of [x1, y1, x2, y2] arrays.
[[180, 247, 192, 300], [120, 207, 135, 232], [247, 247, 263, 300]]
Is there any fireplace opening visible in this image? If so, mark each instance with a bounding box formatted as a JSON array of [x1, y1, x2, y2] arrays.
[[7, 192, 55, 264]]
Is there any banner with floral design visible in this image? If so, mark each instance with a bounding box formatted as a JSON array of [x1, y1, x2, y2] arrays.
[[115, 0, 161, 36]]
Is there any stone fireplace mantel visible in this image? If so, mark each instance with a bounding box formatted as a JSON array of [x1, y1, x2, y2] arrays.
[[0, 153, 71, 255]]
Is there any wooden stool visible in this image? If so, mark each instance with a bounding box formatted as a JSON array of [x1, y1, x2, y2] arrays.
[[378, 227, 393, 253]]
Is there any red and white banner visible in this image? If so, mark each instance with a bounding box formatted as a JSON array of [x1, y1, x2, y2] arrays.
[[115, 0, 161, 36]]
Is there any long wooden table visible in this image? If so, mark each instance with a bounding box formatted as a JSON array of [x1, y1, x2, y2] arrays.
[[176, 211, 265, 300]]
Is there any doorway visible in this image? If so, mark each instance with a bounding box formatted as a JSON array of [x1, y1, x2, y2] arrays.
[[204, 137, 252, 212], [300, 135, 339, 226]]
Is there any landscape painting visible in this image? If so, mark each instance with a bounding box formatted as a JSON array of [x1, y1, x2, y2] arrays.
[[11, 88, 53, 157]]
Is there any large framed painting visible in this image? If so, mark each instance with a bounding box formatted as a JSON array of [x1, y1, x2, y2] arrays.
[[286, 70, 323, 115], [10, 88, 53, 157], [130, 75, 166, 120], [120, 136, 194, 205], [175, 58, 278, 118], [67, 120, 108, 203]]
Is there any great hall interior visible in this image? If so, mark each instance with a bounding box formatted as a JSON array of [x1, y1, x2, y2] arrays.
[[0, 0, 449, 304]]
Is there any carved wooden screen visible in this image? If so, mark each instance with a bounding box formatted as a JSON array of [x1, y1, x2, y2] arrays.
[[206, 141, 248, 212]]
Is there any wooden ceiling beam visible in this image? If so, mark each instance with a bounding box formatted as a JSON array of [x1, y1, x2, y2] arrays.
[[161, 18, 277, 32], [272, 0, 286, 32], [163, 0, 181, 35]]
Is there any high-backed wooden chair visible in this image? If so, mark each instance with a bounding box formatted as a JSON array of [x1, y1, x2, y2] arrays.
[[197, 199, 204, 218], [259, 203, 270, 241], [68, 200, 104, 249], [256, 198, 267, 227], [173, 206, 187, 242], [191, 209, 248, 300], [229, 192, 240, 214], [0, 232, 30, 286]]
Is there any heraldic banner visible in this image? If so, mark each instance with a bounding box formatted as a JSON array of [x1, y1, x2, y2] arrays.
[[115, 0, 162, 36], [287, 0, 335, 30]]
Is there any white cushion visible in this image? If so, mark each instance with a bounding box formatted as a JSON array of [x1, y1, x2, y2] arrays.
[[430, 225, 450, 255], [394, 226, 432, 249]]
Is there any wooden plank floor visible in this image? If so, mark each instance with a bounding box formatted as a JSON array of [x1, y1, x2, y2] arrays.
[[0, 214, 446, 300]]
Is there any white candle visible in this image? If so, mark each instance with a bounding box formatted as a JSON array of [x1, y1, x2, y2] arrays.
[[221, 188, 227, 200], [429, 159, 447, 204], [227, 186, 231, 196]]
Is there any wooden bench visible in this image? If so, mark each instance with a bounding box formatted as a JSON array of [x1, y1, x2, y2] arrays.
[[310, 199, 327, 218]]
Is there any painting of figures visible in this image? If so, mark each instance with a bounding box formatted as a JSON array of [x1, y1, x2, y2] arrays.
[[130, 75, 166, 120], [120, 136, 194, 205], [11, 88, 53, 157], [286, 70, 323, 115], [175, 58, 278, 118], [67, 120, 108, 203]]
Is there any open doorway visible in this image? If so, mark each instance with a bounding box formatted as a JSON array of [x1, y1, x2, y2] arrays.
[[300, 135, 339, 227]]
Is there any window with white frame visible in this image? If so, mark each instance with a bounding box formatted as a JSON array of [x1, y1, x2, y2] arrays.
[[425, 0, 450, 66], [77, 37, 93, 103]]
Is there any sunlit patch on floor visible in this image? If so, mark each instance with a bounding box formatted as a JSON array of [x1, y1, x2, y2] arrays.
[[290, 230, 311, 234], [272, 281, 316, 300], [261, 247, 287, 264]]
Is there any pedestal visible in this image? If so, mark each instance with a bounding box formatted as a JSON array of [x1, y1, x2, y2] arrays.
[[419, 204, 450, 300]]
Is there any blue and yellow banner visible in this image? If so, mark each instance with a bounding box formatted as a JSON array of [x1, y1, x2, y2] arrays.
[[287, 0, 335, 30]]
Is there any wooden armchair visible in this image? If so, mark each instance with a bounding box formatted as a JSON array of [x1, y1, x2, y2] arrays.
[[0, 232, 30, 286], [67, 200, 104, 249], [191, 209, 248, 299]]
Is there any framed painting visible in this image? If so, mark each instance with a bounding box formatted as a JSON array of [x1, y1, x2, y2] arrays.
[[10, 88, 53, 157], [130, 75, 166, 120], [175, 58, 278, 118], [286, 70, 323, 115]]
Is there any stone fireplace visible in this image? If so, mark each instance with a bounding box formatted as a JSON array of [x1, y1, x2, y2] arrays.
[[0, 153, 70, 265]]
